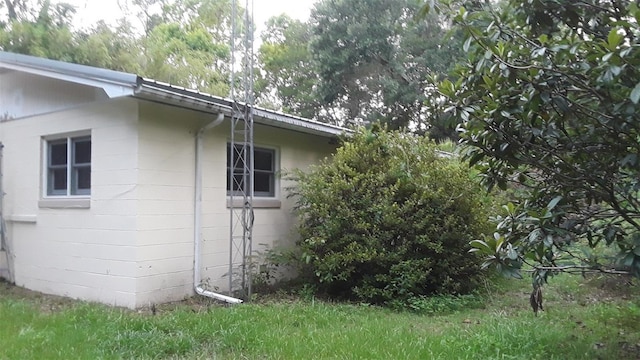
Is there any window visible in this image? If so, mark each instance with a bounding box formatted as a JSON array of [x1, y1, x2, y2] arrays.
[[227, 144, 276, 197], [46, 136, 91, 196]]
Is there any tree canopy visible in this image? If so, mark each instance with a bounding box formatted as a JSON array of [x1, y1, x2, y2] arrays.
[[1, 0, 466, 139], [256, 0, 465, 137], [310, 0, 464, 130], [0, 0, 241, 96], [428, 0, 640, 284], [256, 14, 320, 119]]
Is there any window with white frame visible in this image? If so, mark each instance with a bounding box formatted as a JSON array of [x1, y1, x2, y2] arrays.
[[46, 135, 91, 196], [226, 144, 277, 197]]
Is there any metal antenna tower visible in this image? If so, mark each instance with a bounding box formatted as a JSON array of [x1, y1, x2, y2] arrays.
[[228, 0, 254, 300]]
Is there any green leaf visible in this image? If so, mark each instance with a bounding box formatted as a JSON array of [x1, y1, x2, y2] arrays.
[[458, 6, 467, 19], [607, 28, 623, 50], [543, 235, 554, 247], [547, 196, 562, 211], [620, 154, 637, 167], [538, 34, 548, 44], [463, 36, 472, 52], [620, 253, 635, 267], [632, 2, 640, 24], [470, 240, 489, 250], [630, 82, 640, 104], [468, 152, 485, 166]]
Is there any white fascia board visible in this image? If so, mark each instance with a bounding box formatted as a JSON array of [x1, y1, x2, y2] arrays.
[[0, 61, 136, 98]]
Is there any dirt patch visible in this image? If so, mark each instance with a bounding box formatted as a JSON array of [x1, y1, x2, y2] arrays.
[[0, 279, 239, 315], [0, 278, 78, 313]]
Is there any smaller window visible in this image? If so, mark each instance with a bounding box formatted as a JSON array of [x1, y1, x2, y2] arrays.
[[226, 144, 276, 197], [46, 136, 91, 196]]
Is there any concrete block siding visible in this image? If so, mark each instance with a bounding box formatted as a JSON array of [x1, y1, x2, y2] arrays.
[[0, 89, 139, 306]]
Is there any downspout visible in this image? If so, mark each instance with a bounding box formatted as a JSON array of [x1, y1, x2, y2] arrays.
[[194, 113, 243, 304]]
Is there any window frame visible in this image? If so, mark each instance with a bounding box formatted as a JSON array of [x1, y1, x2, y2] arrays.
[[226, 143, 279, 199], [42, 131, 92, 200]]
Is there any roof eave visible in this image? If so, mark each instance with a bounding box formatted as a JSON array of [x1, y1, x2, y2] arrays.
[[0, 51, 138, 98], [0, 51, 352, 138], [138, 79, 351, 138]]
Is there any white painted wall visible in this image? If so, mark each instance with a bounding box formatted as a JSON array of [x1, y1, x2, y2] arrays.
[[0, 70, 108, 120], [0, 90, 140, 307], [199, 120, 337, 294], [134, 102, 203, 306], [135, 102, 336, 304]]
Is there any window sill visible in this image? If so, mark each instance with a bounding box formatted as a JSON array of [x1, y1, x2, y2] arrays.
[[39, 198, 90, 209], [226, 197, 281, 209], [7, 215, 37, 223]]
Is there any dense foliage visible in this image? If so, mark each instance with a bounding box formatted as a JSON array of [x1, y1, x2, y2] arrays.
[[426, 0, 640, 283], [256, 0, 465, 138], [308, 0, 464, 131], [0, 0, 241, 96], [257, 14, 320, 119], [289, 128, 490, 306]]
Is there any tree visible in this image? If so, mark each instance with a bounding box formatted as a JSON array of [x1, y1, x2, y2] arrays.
[[256, 14, 320, 119], [428, 0, 640, 285], [1, 0, 30, 23], [0, 0, 76, 60], [308, 0, 464, 130], [289, 127, 490, 306], [73, 20, 142, 72], [142, 21, 230, 95], [0, 0, 239, 97], [131, 0, 240, 96]]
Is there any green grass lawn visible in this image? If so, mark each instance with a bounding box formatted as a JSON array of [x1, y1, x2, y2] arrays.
[[0, 275, 638, 359]]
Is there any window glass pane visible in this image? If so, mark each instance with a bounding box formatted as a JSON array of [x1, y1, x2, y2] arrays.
[[74, 139, 91, 164], [255, 172, 273, 195], [226, 170, 245, 192], [233, 145, 248, 170], [226, 143, 276, 197], [47, 136, 91, 196], [51, 169, 67, 192], [254, 149, 274, 171], [50, 142, 67, 166], [232, 174, 245, 192], [74, 167, 91, 192]]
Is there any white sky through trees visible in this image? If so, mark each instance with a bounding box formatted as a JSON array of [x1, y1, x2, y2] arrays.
[[65, 0, 316, 32]]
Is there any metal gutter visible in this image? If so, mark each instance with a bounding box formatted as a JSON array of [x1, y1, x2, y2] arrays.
[[253, 108, 348, 137], [0, 51, 352, 137], [138, 78, 350, 137], [136, 82, 234, 116]]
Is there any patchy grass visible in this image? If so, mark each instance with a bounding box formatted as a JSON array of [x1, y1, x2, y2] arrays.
[[0, 275, 639, 359]]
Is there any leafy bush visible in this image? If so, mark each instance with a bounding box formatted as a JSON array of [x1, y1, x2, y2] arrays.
[[288, 127, 491, 306]]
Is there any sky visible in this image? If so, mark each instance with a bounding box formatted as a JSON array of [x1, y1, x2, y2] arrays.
[[66, 0, 317, 32]]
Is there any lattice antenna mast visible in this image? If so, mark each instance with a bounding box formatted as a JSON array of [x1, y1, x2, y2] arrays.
[[228, 0, 255, 300]]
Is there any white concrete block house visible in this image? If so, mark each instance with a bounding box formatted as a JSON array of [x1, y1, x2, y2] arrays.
[[0, 51, 346, 308]]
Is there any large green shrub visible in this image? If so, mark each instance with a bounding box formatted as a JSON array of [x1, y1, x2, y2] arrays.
[[289, 127, 490, 306]]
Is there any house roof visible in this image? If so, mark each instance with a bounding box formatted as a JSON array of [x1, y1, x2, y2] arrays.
[[0, 51, 349, 138]]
